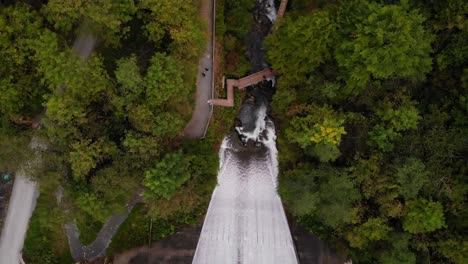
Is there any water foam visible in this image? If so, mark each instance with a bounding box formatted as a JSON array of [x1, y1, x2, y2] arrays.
[[193, 106, 297, 263], [264, 0, 277, 22], [235, 104, 267, 144]]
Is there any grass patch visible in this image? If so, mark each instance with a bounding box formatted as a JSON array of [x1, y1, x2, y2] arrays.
[[207, 91, 242, 146], [107, 203, 209, 256], [107, 203, 148, 255], [75, 212, 104, 245], [223, 0, 254, 78], [23, 193, 73, 264]]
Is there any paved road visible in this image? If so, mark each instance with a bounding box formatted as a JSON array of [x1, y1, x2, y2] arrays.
[[72, 33, 96, 58], [183, 0, 214, 139], [0, 174, 38, 264], [65, 197, 141, 262], [0, 30, 98, 264], [0, 142, 41, 264], [62, 32, 135, 262]]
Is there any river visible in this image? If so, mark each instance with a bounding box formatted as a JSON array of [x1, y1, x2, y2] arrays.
[[192, 0, 298, 263]]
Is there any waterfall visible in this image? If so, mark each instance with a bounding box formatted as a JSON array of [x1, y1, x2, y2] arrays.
[[193, 0, 298, 262], [193, 103, 298, 264]]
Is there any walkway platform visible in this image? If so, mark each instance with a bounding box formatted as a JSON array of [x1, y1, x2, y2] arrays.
[[208, 68, 275, 107]]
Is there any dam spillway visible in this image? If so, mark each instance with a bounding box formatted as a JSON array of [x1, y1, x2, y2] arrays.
[[193, 107, 298, 264]]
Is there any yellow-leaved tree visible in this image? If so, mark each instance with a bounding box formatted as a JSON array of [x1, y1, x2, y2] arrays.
[[285, 104, 346, 162]]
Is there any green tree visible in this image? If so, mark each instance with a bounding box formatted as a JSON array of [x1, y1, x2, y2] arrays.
[[138, 0, 204, 60], [43, 96, 86, 145], [33, 34, 110, 102], [91, 166, 139, 213], [265, 11, 335, 86], [126, 105, 183, 138], [75, 192, 115, 223], [378, 233, 416, 264], [69, 138, 118, 181], [270, 1, 466, 263], [335, 1, 434, 92], [317, 173, 360, 228], [115, 55, 143, 101], [280, 165, 359, 228], [144, 151, 192, 199], [144, 52, 187, 108], [279, 164, 320, 216], [287, 114, 346, 149], [369, 98, 421, 151], [368, 125, 399, 152], [271, 88, 297, 114], [403, 199, 446, 234], [285, 104, 346, 162], [347, 217, 391, 248], [438, 238, 468, 264], [224, 0, 254, 39], [146, 140, 218, 219], [0, 4, 45, 119], [122, 132, 161, 167], [31, 29, 117, 150], [0, 120, 33, 171], [348, 154, 403, 219], [374, 99, 422, 132], [306, 143, 341, 163], [116, 53, 188, 142], [436, 31, 468, 70], [127, 104, 157, 133], [43, 0, 137, 45], [424, 0, 468, 31], [394, 158, 429, 199], [146, 182, 202, 219], [152, 112, 184, 138]]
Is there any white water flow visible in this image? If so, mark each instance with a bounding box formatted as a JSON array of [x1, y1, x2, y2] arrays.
[[193, 108, 298, 264]]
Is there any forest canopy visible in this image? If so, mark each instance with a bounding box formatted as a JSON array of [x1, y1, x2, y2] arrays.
[[0, 0, 217, 262], [267, 0, 467, 263], [0, 0, 466, 263]]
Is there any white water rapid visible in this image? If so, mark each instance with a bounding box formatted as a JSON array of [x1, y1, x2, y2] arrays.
[[193, 110, 298, 263]]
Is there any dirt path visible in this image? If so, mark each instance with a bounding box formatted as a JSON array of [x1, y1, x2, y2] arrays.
[[183, 0, 215, 139]]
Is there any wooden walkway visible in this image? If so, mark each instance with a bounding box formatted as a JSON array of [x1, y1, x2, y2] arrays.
[[277, 0, 288, 18], [208, 0, 287, 107], [208, 68, 275, 107]]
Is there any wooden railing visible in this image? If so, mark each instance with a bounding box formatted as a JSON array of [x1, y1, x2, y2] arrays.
[[208, 69, 275, 107], [277, 0, 288, 18], [208, 0, 287, 108]]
